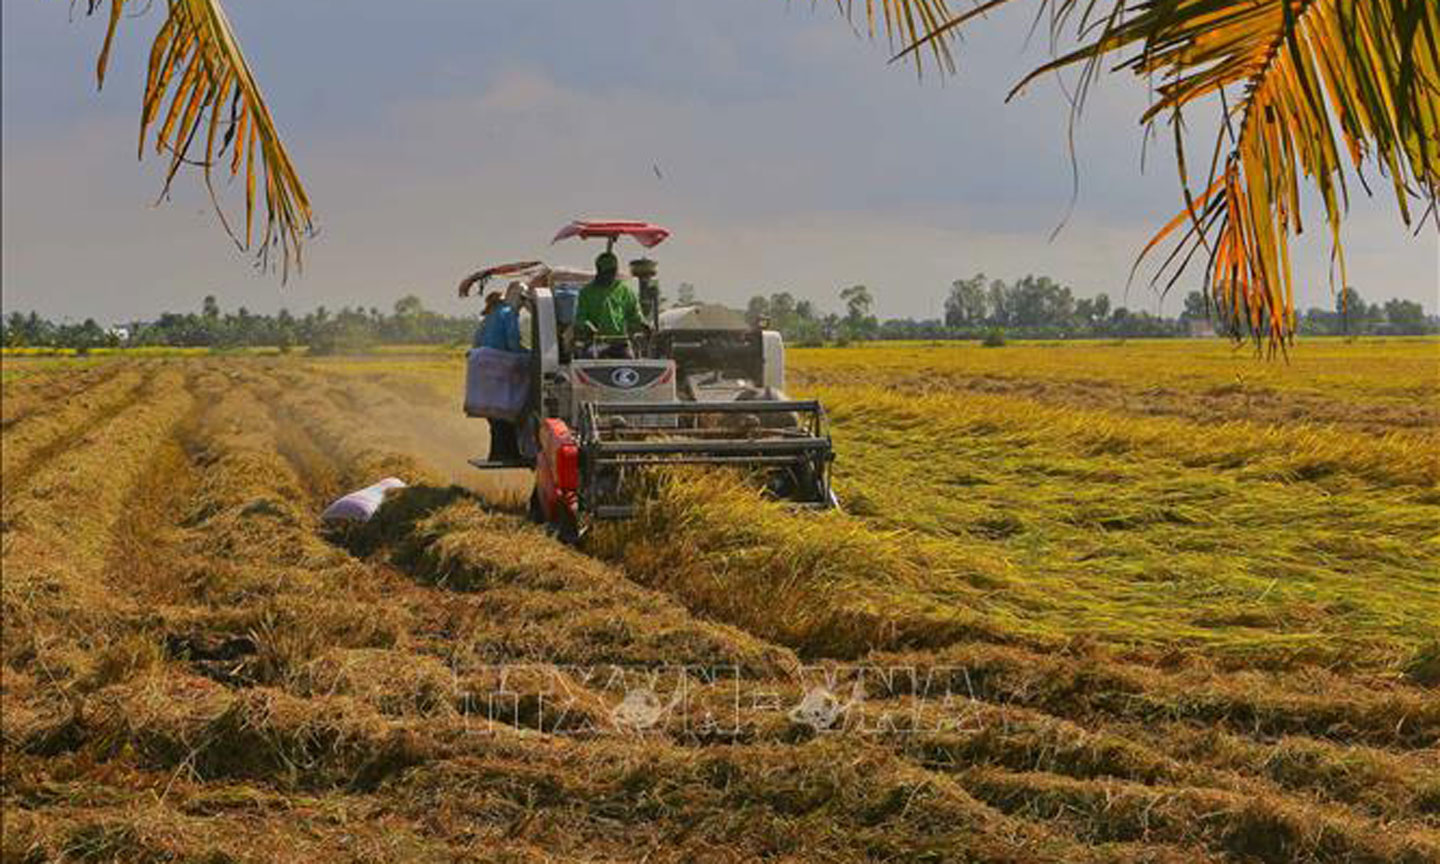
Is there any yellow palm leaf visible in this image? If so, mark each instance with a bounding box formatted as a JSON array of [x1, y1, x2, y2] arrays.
[[88, 0, 312, 278], [894, 0, 1439, 348]]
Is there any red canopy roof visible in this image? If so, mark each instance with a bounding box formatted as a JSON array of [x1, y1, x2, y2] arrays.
[[551, 219, 671, 249]]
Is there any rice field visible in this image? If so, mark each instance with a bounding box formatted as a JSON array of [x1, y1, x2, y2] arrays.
[[2, 338, 1438, 863]]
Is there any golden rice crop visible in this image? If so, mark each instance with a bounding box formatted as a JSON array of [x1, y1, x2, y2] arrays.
[[326, 346, 1439, 670], [638, 339, 1436, 673], [590, 471, 1029, 658], [791, 337, 1439, 403], [4, 347, 1438, 863]]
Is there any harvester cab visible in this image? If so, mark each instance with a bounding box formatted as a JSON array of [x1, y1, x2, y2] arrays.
[[461, 219, 836, 543]]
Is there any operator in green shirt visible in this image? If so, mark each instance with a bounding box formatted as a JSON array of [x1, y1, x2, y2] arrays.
[[574, 251, 649, 358]]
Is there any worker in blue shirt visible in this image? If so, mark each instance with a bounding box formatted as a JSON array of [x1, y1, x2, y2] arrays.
[[473, 291, 525, 461], [474, 291, 522, 352]]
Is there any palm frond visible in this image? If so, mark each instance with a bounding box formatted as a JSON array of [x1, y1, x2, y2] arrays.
[[88, 0, 311, 278], [899, 0, 1440, 348], [834, 0, 962, 74]]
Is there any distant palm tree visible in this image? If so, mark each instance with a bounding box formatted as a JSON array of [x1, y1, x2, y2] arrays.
[[76, 0, 1438, 346]]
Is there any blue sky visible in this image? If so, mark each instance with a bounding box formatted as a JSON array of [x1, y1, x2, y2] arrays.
[[3, 0, 1435, 322]]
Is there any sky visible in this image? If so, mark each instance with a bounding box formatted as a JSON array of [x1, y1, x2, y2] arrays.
[[3, 0, 1436, 323]]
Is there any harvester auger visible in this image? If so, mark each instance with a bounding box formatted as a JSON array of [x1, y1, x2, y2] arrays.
[[460, 219, 836, 543]]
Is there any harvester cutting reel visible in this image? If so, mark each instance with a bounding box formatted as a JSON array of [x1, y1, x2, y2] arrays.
[[528, 399, 836, 544]]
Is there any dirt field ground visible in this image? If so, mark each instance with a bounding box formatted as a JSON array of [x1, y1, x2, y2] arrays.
[[3, 338, 1437, 862]]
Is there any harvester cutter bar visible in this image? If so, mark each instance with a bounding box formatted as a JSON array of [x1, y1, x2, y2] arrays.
[[590, 455, 811, 467], [592, 437, 829, 456], [600, 426, 816, 440], [593, 400, 823, 415]]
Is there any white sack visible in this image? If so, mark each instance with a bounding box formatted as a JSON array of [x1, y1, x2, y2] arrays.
[[465, 347, 530, 420], [321, 477, 406, 523]]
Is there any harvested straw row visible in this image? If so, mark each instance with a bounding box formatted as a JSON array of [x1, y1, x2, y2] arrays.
[[9, 703, 1209, 863], [339, 479, 1440, 829], [2, 366, 192, 638], [262, 366, 447, 488], [0, 359, 127, 427], [2, 795, 465, 864], [2, 366, 194, 746], [360, 490, 797, 677], [1, 364, 151, 492], [376, 734, 1212, 864], [161, 367, 417, 672], [868, 696, 1440, 825], [5, 367, 443, 782], [870, 642, 1440, 751], [1151, 724, 1440, 822], [956, 766, 1440, 863]]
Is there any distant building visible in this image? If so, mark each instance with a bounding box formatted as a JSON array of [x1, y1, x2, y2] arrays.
[[108, 322, 152, 344], [1188, 318, 1217, 338]]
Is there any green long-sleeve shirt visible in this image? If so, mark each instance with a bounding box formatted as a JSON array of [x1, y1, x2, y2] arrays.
[[574, 278, 645, 338]]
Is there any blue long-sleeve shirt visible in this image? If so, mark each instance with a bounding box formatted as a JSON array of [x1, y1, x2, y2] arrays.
[[474, 305, 522, 352]]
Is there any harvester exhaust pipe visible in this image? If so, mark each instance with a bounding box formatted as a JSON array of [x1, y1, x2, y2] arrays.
[[632, 257, 660, 332]]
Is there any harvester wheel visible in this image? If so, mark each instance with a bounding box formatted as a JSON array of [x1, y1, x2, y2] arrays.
[[554, 508, 584, 546], [529, 484, 584, 544]]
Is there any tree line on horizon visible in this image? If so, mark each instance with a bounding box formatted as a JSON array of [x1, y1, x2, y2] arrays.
[[1, 294, 472, 354], [3, 277, 1434, 352], [743, 277, 1436, 343]]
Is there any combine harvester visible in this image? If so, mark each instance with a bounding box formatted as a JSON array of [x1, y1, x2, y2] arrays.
[[460, 219, 836, 542]]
